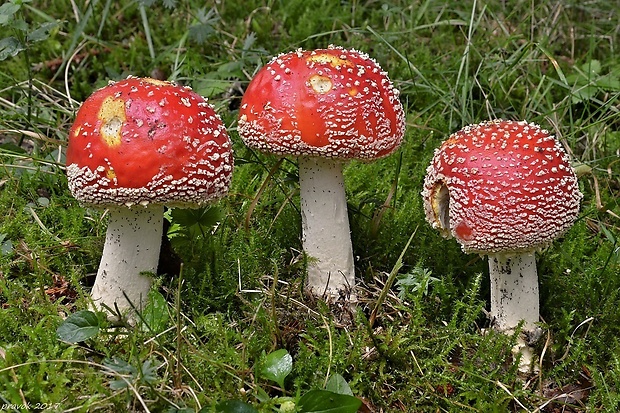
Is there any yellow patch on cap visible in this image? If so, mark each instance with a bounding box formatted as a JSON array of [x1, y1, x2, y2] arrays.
[[98, 96, 126, 147], [106, 168, 117, 181], [142, 78, 170, 87], [308, 75, 333, 94], [307, 53, 353, 68]]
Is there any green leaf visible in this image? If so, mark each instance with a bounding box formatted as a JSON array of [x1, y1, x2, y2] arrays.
[[170, 206, 224, 229], [11, 18, 28, 32], [600, 222, 617, 245], [56, 310, 100, 343], [0, 2, 21, 26], [1, 239, 12, 256], [216, 60, 247, 79], [259, 349, 292, 389], [241, 32, 257, 53], [325, 374, 353, 396], [26, 21, 59, 43], [255, 385, 270, 403], [0, 234, 13, 256], [193, 74, 234, 98], [298, 390, 362, 413], [582, 59, 601, 76], [0, 142, 27, 153], [140, 290, 169, 332], [188, 7, 218, 44], [169, 206, 225, 243], [571, 86, 597, 104], [140, 359, 159, 384], [595, 73, 620, 90], [103, 357, 134, 375], [396, 266, 438, 299], [103, 357, 138, 390], [0, 37, 25, 60], [214, 400, 259, 413], [161, 0, 177, 9], [101, 357, 159, 389]]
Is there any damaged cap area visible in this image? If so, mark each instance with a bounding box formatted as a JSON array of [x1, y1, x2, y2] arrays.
[[422, 119, 583, 254]]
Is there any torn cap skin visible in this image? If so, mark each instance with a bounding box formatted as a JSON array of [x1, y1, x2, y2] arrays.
[[422, 119, 581, 255]]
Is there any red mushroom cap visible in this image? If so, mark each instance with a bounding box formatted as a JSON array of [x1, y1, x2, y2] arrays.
[[66, 77, 233, 208], [422, 119, 582, 254], [238, 45, 405, 160]]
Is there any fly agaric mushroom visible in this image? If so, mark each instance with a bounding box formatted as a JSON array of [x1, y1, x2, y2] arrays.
[[238, 45, 405, 301], [422, 119, 582, 370], [66, 77, 233, 317]]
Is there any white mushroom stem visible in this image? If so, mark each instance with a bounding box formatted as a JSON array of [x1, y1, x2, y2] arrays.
[[488, 252, 541, 372], [298, 156, 355, 300], [91, 204, 163, 316], [488, 252, 539, 331]]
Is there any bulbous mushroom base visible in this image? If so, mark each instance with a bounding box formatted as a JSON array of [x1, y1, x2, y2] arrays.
[[511, 335, 542, 375]]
